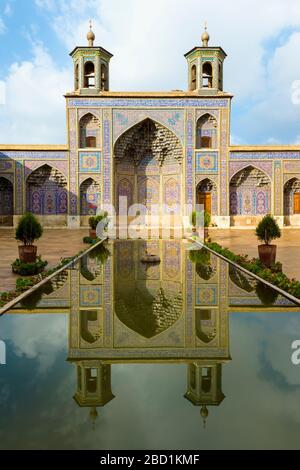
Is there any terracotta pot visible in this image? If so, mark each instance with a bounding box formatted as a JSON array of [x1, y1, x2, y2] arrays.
[[204, 228, 209, 240], [258, 244, 277, 267], [89, 229, 97, 239], [18, 245, 37, 263]]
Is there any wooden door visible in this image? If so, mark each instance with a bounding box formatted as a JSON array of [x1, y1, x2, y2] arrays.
[[294, 193, 300, 214], [197, 192, 212, 214]]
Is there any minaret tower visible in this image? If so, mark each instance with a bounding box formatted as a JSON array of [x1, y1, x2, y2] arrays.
[[184, 25, 227, 94], [70, 21, 113, 94], [184, 362, 225, 425]]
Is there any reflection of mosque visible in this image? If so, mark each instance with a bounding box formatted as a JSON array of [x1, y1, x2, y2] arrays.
[[11, 240, 300, 425]]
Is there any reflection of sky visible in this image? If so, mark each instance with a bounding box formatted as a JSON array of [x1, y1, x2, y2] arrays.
[[1, 312, 300, 449]]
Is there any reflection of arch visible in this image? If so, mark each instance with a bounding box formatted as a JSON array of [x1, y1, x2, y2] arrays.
[[79, 113, 101, 148], [80, 177, 100, 217], [84, 61, 95, 88], [195, 309, 217, 344], [80, 310, 99, 344], [201, 368, 212, 393], [115, 284, 182, 339], [26, 164, 68, 219], [0, 176, 13, 226], [229, 165, 271, 216], [229, 265, 255, 293], [196, 178, 217, 215], [196, 113, 217, 149], [202, 62, 213, 88], [284, 177, 300, 218]]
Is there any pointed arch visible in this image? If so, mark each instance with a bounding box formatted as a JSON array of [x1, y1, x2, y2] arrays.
[[26, 164, 68, 219], [113, 114, 183, 146], [196, 177, 217, 216], [84, 61, 95, 88], [114, 117, 182, 164], [80, 177, 101, 219], [79, 112, 101, 148], [202, 62, 213, 88], [229, 163, 271, 182], [0, 176, 13, 226], [195, 113, 217, 149], [284, 176, 300, 219], [229, 165, 271, 216], [25, 162, 68, 182]]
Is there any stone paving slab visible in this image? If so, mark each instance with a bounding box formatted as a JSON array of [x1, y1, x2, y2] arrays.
[[0, 228, 87, 293], [211, 228, 300, 281]]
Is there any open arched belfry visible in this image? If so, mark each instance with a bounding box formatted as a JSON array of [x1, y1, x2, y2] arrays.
[[1, 24, 300, 230]]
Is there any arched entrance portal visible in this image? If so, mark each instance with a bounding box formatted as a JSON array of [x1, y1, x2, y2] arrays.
[[114, 119, 183, 236], [284, 177, 300, 226], [26, 164, 68, 226], [229, 166, 271, 226], [0, 177, 13, 226]]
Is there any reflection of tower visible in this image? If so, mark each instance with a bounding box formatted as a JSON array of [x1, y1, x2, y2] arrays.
[[74, 361, 115, 425], [184, 362, 225, 427]]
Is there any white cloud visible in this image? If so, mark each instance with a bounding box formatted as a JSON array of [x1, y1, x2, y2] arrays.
[[3, 0, 300, 144], [1, 314, 68, 373], [0, 42, 72, 144]]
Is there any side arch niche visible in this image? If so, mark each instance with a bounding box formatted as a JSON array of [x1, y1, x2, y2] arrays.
[[0, 176, 13, 226], [26, 164, 68, 227]]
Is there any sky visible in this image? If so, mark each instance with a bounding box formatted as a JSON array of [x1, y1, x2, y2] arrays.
[[1, 0, 300, 145]]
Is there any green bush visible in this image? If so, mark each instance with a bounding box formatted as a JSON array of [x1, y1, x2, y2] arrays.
[[83, 236, 100, 244], [16, 278, 34, 292], [205, 241, 300, 300], [88, 243, 111, 263], [190, 210, 211, 228], [89, 212, 109, 230], [189, 248, 210, 265], [15, 212, 43, 246], [12, 256, 48, 275], [255, 214, 281, 245]]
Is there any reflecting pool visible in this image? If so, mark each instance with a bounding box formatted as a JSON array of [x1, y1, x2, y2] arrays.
[[1, 239, 300, 450]]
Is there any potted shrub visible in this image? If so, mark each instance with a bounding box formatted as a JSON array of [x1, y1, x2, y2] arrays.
[[255, 214, 281, 267], [88, 216, 98, 239], [88, 212, 109, 240], [15, 212, 43, 263], [190, 211, 198, 233]]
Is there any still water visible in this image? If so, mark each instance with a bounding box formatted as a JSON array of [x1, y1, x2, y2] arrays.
[[1, 239, 300, 450]]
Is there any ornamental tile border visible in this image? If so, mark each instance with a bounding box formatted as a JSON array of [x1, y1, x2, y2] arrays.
[[68, 98, 230, 108]]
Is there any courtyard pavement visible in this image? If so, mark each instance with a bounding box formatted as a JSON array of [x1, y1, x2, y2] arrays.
[[0, 227, 299, 293], [211, 228, 300, 281], [0, 229, 86, 293]]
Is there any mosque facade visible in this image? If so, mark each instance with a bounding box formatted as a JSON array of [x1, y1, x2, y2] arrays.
[[1, 25, 300, 230]]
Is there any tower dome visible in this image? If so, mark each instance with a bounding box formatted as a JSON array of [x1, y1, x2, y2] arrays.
[[87, 21, 95, 47], [201, 25, 210, 47]]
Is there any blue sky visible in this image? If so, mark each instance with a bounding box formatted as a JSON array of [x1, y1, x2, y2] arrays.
[[1, 0, 300, 145]]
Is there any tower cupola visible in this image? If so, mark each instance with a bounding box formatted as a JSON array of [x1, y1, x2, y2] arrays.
[[70, 21, 113, 94], [184, 26, 227, 94]]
